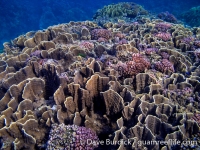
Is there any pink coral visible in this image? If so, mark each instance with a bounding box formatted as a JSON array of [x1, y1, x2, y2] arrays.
[[155, 22, 172, 31], [154, 59, 174, 74], [111, 53, 150, 77], [97, 37, 108, 43], [79, 41, 94, 50], [155, 32, 172, 41], [192, 113, 200, 126], [132, 53, 150, 67], [91, 29, 111, 41], [47, 124, 98, 150]]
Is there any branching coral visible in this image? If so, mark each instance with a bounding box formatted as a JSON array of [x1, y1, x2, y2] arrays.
[[160, 52, 170, 59], [91, 29, 111, 41], [155, 22, 172, 32], [79, 41, 94, 51], [154, 59, 174, 74], [155, 32, 172, 41], [144, 48, 158, 55], [110, 53, 150, 77], [47, 124, 98, 150]]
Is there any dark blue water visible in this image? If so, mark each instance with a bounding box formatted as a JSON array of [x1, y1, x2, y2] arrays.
[[0, 0, 199, 50]]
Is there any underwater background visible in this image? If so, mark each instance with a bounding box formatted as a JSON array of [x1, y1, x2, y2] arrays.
[[0, 0, 199, 51]]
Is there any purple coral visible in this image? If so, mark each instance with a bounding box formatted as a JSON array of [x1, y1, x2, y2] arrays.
[[160, 52, 170, 59], [155, 22, 172, 32], [47, 124, 99, 150], [91, 29, 111, 41], [144, 48, 158, 55], [180, 36, 195, 45], [157, 11, 177, 23], [155, 32, 172, 41], [176, 87, 193, 97], [118, 39, 128, 45], [30, 50, 41, 58], [194, 41, 200, 48], [154, 59, 174, 74], [182, 87, 193, 95], [25, 50, 42, 65], [110, 53, 150, 77], [79, 41, 94, 50]]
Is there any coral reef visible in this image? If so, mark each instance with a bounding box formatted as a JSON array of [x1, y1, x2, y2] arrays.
[[91, 29, 112, 41], [93, 2, 148, 25], [109, 53, 150, 77], [0, 2, 200, 149], [47, 124, 98, 150], [155, 32, 172, 41], [181, 6, 200, 27], [157, 11, 177, 23], [154, 59, 174, 74], [192, 113, 200, 126], [155, 22, 172, 32]]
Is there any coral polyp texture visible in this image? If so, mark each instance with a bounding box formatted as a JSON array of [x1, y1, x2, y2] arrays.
[[47, 124, 98, 150], [91, 29, 112, 41], [93, 2, 148, 25], [0, 2, 200, 150]]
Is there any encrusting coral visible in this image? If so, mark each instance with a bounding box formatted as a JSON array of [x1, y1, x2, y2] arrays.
[[0, 2, 200, 150]]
